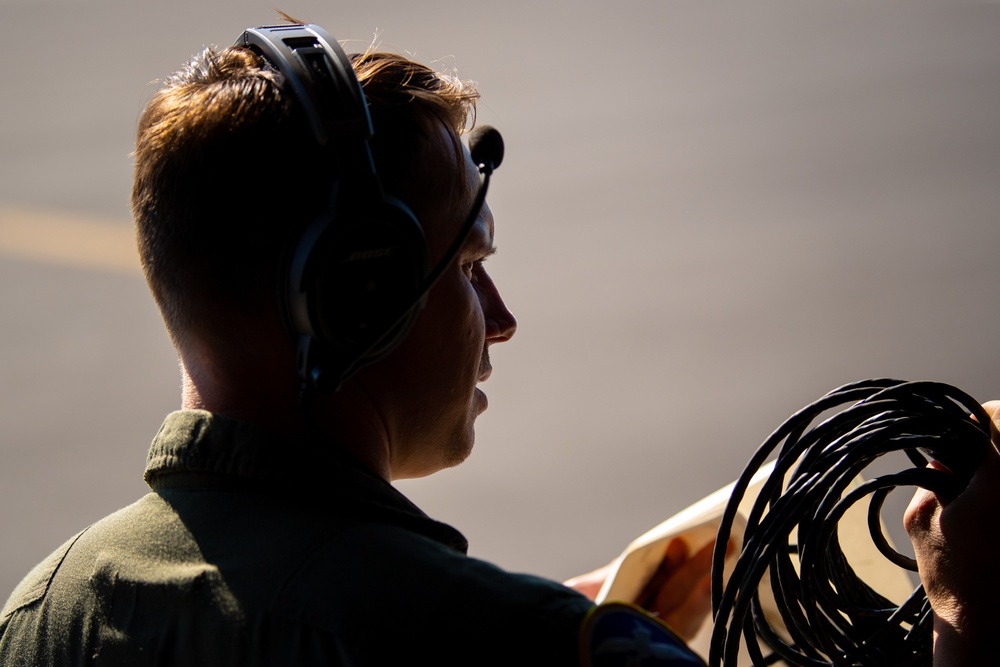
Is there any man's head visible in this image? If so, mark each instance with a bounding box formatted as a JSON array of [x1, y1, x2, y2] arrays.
[[132, 26, 516, 479], [133, 39, 477, 355]]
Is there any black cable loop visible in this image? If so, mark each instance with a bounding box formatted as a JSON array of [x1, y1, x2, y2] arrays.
[[708, 379, 992, 666]]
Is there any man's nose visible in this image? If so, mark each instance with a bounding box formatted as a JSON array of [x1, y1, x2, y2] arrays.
[[485, 286, 516, 344]]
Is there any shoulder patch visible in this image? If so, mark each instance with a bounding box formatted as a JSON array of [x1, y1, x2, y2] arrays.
[[580, 602, 707, 667]]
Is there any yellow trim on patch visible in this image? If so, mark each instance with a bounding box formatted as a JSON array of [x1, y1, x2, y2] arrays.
[[579, 601, 707, 667]]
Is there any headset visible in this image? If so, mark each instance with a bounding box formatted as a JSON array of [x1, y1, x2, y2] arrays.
[[236, 23, 503, 393]]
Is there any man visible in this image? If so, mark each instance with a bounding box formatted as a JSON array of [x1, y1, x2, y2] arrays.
[[2, 21, 995, 667], [0, 22, 711, 666]]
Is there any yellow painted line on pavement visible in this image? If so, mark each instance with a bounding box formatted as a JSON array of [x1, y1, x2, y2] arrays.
[[0, 206, 141, 276]]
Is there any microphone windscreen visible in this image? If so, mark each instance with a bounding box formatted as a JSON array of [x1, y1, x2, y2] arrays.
[[469, 125, 504, 172]]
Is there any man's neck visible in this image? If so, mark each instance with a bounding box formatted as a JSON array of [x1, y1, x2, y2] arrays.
[[179, 355, 394, 483]]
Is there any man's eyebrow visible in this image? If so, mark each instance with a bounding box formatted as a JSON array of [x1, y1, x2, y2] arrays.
[[463, 245, 497, 262], [464, 230, 497, 257]]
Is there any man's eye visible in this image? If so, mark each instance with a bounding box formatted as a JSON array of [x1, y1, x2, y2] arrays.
[[463, 259, 486, 279]]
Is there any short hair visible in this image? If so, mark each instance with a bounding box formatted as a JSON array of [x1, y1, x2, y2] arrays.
[[132, 42, 479, 349]]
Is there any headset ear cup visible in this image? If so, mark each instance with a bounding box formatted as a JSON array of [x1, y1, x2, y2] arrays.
[[240, 25, 431, 387], [304, 196, 427, 368]]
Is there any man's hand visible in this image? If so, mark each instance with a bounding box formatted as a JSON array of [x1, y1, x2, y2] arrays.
[[563, 562, 613, 602], [904, 400, 1000, 665], [635, 537, 719, 641], [565, 537, 722, 642]]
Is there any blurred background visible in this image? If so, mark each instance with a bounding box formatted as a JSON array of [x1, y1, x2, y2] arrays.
[[2, 0, 999, 599]]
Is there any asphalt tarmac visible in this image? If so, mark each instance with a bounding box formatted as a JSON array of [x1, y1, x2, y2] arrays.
[[2, 1, 999, 602]]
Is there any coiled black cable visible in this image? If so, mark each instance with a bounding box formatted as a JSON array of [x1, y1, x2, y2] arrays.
[[708, 378, 992, 666]]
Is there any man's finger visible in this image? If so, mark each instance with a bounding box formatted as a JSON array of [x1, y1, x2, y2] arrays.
[[649, 539, 716, 616], [636, 538, 688, 609]]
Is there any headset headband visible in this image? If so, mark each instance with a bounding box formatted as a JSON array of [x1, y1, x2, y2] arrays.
[[237, 24, 376, 177]]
